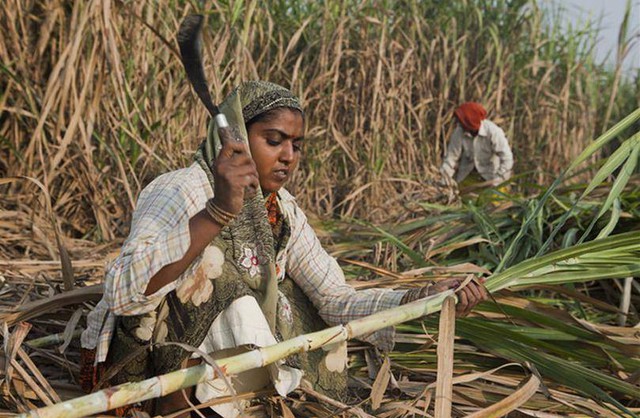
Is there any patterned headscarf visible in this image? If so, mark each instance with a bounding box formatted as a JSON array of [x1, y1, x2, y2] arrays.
[[235, 80, 303, 123], [198, 81, 303, 167], [454, 102, 487, 134]]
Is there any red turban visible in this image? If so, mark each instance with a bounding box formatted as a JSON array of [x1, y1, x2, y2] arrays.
[[454, 102, 487, 133]]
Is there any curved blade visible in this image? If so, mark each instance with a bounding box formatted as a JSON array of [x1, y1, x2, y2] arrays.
[[177, 14, 219, 118]]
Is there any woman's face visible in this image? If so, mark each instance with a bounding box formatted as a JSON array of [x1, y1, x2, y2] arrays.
[[247, 108, 305, 194]]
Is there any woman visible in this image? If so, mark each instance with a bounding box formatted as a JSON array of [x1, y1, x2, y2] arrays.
[[81, 81, 488, 417], [440, 102, 514, 188]]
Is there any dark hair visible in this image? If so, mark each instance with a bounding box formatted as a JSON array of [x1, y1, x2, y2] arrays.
[[245, 107, 305, 130]]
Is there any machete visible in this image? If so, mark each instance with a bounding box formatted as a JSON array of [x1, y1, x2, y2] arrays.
[[177, 14, 230, 131]]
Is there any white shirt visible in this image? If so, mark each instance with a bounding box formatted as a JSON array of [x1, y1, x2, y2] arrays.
[[440, 119, 514, 183]]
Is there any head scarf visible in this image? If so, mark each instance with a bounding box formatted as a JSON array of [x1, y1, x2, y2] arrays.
[[199, 81, 303, 166], [454, 102, 487, 134], [236, 80, 303, 123]]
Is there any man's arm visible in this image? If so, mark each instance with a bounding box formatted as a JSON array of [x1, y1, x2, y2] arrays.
[[492, 127, 513, 181], [440, 128, 463, 181]]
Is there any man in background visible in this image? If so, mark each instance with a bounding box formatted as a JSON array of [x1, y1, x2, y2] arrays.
[[440, 102, 513, 192]]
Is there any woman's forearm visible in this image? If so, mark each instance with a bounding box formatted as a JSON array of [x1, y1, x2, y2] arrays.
[[143, 210, 222, 295]]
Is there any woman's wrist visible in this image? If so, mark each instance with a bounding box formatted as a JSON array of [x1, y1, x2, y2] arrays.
[[401, 284, 433, 304], [204, 198, 237, 227]]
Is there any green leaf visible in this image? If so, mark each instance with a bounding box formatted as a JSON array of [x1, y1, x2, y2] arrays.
[[369, 224, 429, 267], [580, 134, 638, 198], [595, 198, 621, 239], [488, 231, 640, 292], [567, 108, 640, 172], [455, 319, 640, 412], [596, 143, 639, 218], [498, 111, 640, 270]]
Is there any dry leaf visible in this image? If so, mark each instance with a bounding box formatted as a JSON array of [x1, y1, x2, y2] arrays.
[[3, 322, 32, 385], [58, 307, 83, 353], [279, 398, 296, 418], [370, 356, 391, 410], [435, 296, 456, 418], [465, 374, 541, 418], [323, 340, 348, 373]]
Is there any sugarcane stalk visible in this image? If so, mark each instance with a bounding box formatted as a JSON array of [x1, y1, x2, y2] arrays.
[[25, 329, 83, 348], [21, 291, 454, 418], [21, 233, 640, 418]]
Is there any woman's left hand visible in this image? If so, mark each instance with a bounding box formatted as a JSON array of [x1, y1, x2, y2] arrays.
[[452, 279, 489, 317], [401, 278, 489, 317]]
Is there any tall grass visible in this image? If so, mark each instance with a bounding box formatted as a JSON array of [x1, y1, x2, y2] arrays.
[[1, 0, 638, 241], [320, 112, 640, 415], [1, 2, 639, 414]]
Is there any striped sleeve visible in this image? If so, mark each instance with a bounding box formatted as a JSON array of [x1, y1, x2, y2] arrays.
[[104, 172, 202, 316], [285, 201, 406, 352]]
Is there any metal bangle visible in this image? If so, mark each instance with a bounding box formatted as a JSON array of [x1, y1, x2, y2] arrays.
[[205, 199, 235, 226]]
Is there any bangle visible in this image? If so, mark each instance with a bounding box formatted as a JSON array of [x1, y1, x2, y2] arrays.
[[210, 199, 236, 218], [420, 283, 434, 298], [205, 199, 236, 227], [401, 284, 433, 304], [206, 200, 235, 226]]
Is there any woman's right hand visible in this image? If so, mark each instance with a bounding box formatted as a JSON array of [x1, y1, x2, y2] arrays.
[[211, 140, 260, 215]]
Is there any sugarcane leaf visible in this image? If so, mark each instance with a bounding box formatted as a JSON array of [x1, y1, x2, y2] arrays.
[[560, 227, 579, 248], [579, 134, 638, 198], [595, 198, 621, 240], [529, 264, 640, 284], [455, 319, 640, 412], [394, 212, 463, 235], [479, 302, 640, 360], [370, 224, 429, 267], [567, 108, 640, 173], [464, 374, 540, 418], [596, 142, 639, 219], [498, 111, 640, 270], [468, 203, 505, 245], [428, 237, 489, 257], [370, 355, 391, 410], [487, 231, 640, 292]]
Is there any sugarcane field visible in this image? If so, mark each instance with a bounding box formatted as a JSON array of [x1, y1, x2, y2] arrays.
[[1, 0, 640, 417]]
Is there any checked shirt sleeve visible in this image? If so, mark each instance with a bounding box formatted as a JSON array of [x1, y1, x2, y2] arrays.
[[285, 203, 407, 352], [104, 173, 202, 316]]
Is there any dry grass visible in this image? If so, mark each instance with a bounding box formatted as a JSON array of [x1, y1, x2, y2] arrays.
[[1, 0, 639, 416], [1, 0, 637, 239]]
